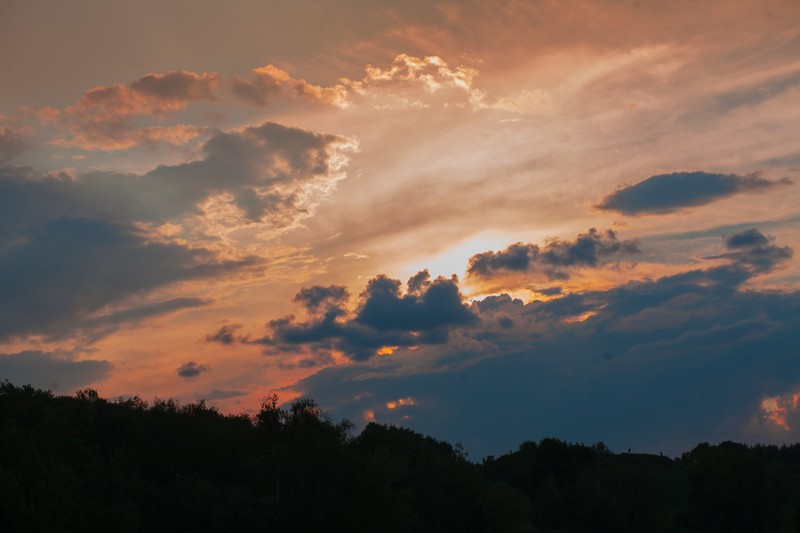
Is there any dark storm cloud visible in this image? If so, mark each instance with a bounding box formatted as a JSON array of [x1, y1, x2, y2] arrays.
[[467, 228, 639, 278], [257, 270, 477, 361], [0, 351, 112, 392], [0, 217, 252, 341], [293, 230, 800, 459], [177, 361, 209, 378], [597, 171, 792, 215]]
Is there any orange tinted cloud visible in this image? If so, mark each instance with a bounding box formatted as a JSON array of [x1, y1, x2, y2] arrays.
[[761, 392, 800, 431], [386, 396, 416, 410], [232, 64, 349, 108], [52, 70, 220, 150], [233, 54, 484, 110]]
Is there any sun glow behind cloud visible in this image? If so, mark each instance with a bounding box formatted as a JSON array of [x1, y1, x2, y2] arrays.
[[398, 231, 552, 283], [761, 392, 800, 431]]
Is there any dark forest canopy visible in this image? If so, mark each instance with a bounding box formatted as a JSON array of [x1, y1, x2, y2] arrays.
[[3, 382, 800, 532]]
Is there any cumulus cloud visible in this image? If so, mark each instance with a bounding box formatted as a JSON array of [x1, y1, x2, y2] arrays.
[[232, 65, 349, 107], [0, 351, 112, 392], [232, 54, 485, 110], [0, 216, 252, 341], [255, 270, 477, 361], [597, 171, 792, 215], [288, 230, 799, 458], [177, 361, 209, 378], [293, 285, 350, 314], [468, 228, 639, 279], [46, 70, 220, 150]]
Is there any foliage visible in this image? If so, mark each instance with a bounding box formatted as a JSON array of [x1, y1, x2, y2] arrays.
[[3, 381, 800, 532]]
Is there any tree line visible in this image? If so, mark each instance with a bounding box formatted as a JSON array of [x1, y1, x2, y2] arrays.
[[2, 381, 800, 532]]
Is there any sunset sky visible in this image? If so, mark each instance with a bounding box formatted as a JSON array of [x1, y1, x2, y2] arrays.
[[2, 0, 800, 458]]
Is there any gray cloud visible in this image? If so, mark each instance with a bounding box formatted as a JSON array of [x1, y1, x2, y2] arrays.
[[254, 270, 477, 361], [0, 125, 33, 161], [0, 216, 252, 341], [293, 285, 349, 314], [177, 361, 209, 378], [705, 228, 793, 274], [204, 323, 243, 345], [597, 171, 792, 215], [468, 228, 639, 279], [0, 120, 352, 343], [198, 388, 249, 401], [291, 230, 799, 459], [0, 351, 112, 392], [0, 122, 351, 237]]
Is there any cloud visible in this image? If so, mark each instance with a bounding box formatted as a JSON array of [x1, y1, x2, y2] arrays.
[[0, 350, 112, 392], [355, 272, 476, 331], [467, 228, 639, 279], [0, 216, 252, 341], [0, 124, 35, 160], [198, 388, 250, 401], [204, 323, 243, 345], [232, 54, 485, 110], [232, 64, 349, 108], [47, 70, 220, 150], [293, 285, 349, 314], [705, 228, 793, 274], [597, 171, 792, 215], [177, 361, 209, 378], [256, 270, 477, 361], [288, 230, 799, 458], [0, 121, 353, 240], [0, 120, 353, 344]]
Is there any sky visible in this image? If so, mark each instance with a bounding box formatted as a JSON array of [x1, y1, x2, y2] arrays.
[[1, 0, 800, 458]]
